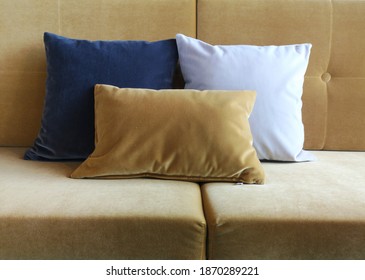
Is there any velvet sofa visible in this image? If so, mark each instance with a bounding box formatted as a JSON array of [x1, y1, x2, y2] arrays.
[[1, 0, 365, 260]]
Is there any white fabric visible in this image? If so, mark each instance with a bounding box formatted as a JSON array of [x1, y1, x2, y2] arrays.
[[176, 34, 315, 161]]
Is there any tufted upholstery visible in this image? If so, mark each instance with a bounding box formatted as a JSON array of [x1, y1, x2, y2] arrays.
[[1, 0, 364, 151], [197, 0, 365, 151]]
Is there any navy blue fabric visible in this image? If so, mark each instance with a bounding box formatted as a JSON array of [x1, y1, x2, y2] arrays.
[[24, 32, 178, 161]]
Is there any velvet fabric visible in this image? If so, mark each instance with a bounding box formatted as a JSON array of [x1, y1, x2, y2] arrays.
[[2, 0, 365, 151], [0, 148, 206, 260], [2, 147, 365, 259], [71, 85, 265, 184], [0, 0, 196, 147], [202, 151, 365, 260], [24, 32, 178, 161], [196, 0, 365, 151], [1, 0, 365, 261]]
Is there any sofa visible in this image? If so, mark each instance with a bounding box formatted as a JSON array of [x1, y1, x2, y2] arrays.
[[1, 0, 365, 260]]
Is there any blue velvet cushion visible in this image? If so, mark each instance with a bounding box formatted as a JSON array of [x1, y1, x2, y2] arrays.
[[24, 32, 178, 160]]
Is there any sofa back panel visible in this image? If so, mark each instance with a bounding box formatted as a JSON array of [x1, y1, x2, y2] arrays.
[[197, 0, 365, 151], [0, 0, 59, 146], [325, 1, 365, 150], [0, 0, 196, 147]]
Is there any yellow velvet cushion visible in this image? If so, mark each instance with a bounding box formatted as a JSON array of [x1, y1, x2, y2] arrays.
[[71, 85, 265, 184]]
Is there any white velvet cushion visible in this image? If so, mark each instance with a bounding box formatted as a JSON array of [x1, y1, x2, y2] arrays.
[[176, 34, 315, 161]]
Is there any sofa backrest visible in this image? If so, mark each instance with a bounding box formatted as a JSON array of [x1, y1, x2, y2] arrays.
[[197, 0, 365, 151], [1, 0, 364, 151], [0, 0, 196, 146]]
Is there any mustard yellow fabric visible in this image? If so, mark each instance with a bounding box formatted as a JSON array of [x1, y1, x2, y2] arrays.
[[71, 85, 265, 184], [0, 0, 196, 146], [3, 148, 365, 260], [197, 0, 365, 151], [2, 0, 365, 151], [1, 0, 365, 261], [202, 151, 365, 260], [0, 148, 206, 260]]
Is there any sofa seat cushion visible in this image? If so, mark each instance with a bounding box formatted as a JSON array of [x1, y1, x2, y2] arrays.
[[0, 148, 206, 260], [202, 151, 365, 259]]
